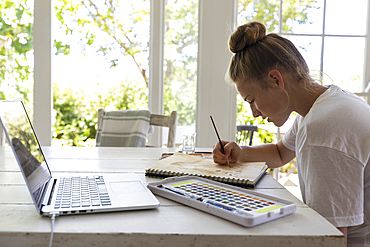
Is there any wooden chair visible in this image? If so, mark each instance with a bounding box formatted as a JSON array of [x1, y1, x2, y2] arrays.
[[0, 123, 5, 146], [97, 108, 178, 147], [149, 111, 178, 147], [236, 125, 258, 146]]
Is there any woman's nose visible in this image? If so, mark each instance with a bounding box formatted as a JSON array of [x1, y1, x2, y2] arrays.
[[251, 105, 261, 118]]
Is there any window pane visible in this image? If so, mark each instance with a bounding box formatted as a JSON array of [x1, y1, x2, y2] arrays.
[[238, 0, 280, 32], [323, 37, 365, 92], [285, 35, 322, 76], [282, 0, 324, 34], [52, 0, 150, 146], [0, 0, 34, 113], [164, 0, 198, 143], [325, 0, 368, 35]]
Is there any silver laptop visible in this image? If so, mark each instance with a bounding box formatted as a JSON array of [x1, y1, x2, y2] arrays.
[[0, 100, 160, 217]]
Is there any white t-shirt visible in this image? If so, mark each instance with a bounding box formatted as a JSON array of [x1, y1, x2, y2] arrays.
[[282, 85, 370, 246]]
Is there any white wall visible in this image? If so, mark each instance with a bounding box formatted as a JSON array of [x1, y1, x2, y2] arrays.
[[196, 0, 238, 147]]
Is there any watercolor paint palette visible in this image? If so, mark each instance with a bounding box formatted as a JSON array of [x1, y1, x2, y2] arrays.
[[148, 176, 297, 227]]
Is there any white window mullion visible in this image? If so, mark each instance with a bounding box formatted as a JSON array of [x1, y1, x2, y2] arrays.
[[320, 0, 327, 82], [34, 0, 52, 146], [279, 0, 282, 33], [148, 0, 165, 147]]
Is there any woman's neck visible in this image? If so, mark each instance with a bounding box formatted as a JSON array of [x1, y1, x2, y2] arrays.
[[291, 82, 328, 117]]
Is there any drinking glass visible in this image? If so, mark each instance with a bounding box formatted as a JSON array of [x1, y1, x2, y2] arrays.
[[182, 133, 196, 154]]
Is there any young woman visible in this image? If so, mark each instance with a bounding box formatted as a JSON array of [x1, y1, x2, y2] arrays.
[[213, 21, 370, 246]]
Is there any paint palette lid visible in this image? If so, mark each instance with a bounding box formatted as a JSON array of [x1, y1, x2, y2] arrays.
[[148, 176, 297, 227]]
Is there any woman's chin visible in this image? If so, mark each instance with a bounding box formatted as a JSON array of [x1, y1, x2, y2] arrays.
[[269, 118, 284, 127]]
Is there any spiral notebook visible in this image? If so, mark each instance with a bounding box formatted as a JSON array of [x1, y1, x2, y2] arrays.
[[145, 152, 267, 188]]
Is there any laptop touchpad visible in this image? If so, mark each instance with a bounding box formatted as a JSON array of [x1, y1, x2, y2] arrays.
[[109, 181, 147, 194]]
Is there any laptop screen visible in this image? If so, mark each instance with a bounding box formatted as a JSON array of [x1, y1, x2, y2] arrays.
[[0, 100, 51, 212]]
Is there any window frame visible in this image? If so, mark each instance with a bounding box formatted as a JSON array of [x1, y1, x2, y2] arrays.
[[277, 0, 370, 99]]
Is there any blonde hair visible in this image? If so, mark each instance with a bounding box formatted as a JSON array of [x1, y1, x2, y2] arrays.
[[227, 21, 311, 88]]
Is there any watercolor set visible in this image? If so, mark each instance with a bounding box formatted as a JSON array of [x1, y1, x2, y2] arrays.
[[148, 176, 297, 227]]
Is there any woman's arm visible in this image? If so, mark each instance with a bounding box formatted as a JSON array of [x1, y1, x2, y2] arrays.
[[213, 139, 295, 168]]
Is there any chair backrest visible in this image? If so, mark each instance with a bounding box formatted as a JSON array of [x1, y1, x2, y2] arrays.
[[149, 111, 178, 148], [97, 108, 105, 132], [0, 123, 5, 146], [97, 108, 178, 147], [236, 125, 258, 146]]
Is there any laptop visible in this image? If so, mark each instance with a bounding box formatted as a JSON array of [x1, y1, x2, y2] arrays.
[[0, 100, 160, 217]]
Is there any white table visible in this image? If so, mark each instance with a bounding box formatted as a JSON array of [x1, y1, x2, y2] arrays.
[[0, 146, 344, 247]]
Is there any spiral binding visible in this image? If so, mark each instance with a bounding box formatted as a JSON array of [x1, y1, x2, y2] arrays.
[[145, 168, 253, 188]]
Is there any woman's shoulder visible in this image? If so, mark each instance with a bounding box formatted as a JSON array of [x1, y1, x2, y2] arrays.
[[301, 86, 370, 162], [309, 85, 370, 124]]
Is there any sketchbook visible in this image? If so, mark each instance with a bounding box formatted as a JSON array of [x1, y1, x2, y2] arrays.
[[145, 152, 268, 188]]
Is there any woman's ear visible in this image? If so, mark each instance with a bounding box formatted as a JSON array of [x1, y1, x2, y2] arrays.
[[268, 69, 285, 89]]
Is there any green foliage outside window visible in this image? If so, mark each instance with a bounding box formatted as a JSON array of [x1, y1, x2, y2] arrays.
[[1, 0, 317, 147], [53, 84, 95, 146], [163, 0, 198, 126], [0, 0, 33, 101], [53, 80, 148, 146], [236, 98, 276, 146]]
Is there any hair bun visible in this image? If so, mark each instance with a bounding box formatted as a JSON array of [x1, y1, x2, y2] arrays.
[[229, 21, 266, 54]]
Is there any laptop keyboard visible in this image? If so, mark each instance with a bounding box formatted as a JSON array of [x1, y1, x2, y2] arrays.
[[54, 176, 111, 209]]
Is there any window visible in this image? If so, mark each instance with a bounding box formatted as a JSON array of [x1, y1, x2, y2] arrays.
[[284, 0, 368, 93], [50, 0, 199, 146], [0, 0, 34, 114], [163, 0, 198, 144], [238, 0, 369, 94], [52, 0, 150, 146], [236, 0, 370, 144], [14, 0, 370, 146]]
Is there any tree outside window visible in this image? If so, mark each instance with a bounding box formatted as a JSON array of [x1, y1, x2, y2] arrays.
[[0, 0, 33, 113]]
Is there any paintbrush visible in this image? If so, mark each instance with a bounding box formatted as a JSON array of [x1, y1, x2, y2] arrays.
[[210, 116, 230, 167]]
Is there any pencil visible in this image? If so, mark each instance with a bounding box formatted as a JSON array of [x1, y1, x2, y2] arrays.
[[210, 116, 230, 167]]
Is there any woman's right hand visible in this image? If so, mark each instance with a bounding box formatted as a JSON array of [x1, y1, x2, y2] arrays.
[[212, 141, 242, 165]]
